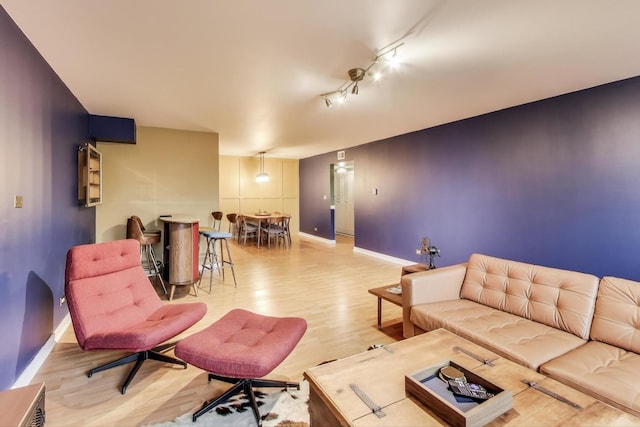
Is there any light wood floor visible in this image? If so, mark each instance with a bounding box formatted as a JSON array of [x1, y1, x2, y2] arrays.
[[33, 234, 406, 426]]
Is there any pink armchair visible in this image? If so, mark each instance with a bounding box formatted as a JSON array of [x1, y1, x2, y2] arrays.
[[65, 239, 207, 394]]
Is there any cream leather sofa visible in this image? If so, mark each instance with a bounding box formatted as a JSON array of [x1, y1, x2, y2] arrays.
[[402, 253, 640, 416], [540, 276, 640, 417]]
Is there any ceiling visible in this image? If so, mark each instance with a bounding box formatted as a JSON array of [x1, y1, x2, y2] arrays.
[[3, 1, 640, 159]]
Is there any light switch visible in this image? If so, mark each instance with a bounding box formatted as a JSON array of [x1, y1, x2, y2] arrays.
[[14, 195, 23, 208]]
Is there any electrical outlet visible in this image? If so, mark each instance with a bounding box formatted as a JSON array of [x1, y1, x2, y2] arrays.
[[59, 296, 66, 306], [14, 195, 23, 208]]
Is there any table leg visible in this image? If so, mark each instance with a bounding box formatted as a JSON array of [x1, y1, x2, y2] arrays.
[[377, 297, 382, 329], [257, 219, 262, 248]]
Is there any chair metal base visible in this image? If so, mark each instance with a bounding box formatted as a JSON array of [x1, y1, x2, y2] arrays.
[[192, 374, 300, 426], [87, 342, 186, 394]]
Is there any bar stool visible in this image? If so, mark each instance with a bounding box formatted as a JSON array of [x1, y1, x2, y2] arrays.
[[199, 211, 223, 265], [126, 216, 167, 295], [199, 211, 224, 281], [199, 211, 222, 232], [226, 213, 238, 237], [199, 230, 237, 291]]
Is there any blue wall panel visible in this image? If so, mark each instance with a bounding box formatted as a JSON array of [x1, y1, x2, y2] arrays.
[[89, 114, 136, 143], [0, 6, 94, 389], [300, 76, 640, 279]]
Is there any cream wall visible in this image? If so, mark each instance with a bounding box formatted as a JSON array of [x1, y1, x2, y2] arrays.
[[96, 126, 219, 242], [219, 155, 299, 234]]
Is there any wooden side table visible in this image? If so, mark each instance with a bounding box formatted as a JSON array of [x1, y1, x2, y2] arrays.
[[368, 285, 402, 329], [368, 264, 429, 329]]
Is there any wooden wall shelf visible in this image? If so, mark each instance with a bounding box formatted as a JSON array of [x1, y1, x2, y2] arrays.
[[78, 143, 102, 207]]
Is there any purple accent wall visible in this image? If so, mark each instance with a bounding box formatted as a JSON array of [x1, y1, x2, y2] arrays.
[[300, 76, 640, 280], [0, 7, 94, 389]]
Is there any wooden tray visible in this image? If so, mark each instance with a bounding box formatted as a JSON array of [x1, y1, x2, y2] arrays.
[[405, 360, 512, 427]]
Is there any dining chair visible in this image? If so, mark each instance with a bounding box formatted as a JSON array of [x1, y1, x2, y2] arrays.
[[261, 216, 287, 248], [270, 212, 292, 245], [281, 214, 292, 246], [237, 215, 258, 245]]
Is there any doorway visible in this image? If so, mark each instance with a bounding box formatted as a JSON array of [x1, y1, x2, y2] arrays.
[[332, 161, 354, 236]]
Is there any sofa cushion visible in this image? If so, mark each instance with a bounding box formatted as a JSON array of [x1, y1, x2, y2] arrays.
[[590, 276, 640, 353], [460, 254, 599, 339], [540, 341, 640, 417], [411, 299, 586, 370]]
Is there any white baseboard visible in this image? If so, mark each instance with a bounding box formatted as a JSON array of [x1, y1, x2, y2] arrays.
[[298, 232, 335, 245], [299, 232, 416, 265], [353, 246, 415, 266], [12, 313, 71, 389]]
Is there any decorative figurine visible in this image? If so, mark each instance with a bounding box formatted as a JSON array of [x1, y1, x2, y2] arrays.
[[418, 237, 440, 269]]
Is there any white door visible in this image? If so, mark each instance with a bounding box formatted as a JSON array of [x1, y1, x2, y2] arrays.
[[334, 164, 354, 235]]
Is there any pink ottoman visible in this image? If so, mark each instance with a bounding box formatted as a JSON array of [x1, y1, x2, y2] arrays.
[[175, 309, 307, 425]]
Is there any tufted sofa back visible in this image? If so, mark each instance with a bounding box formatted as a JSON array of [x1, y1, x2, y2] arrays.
[[590, 276, 640, 353], [65, 239, 163, 349], [460, 253, 600, 339]]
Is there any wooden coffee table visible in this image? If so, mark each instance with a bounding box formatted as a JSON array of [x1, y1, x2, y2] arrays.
[[303, 329, 640, 426]]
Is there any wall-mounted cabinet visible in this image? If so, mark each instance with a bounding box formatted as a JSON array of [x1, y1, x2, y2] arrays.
[[78, 143, 102, 207]]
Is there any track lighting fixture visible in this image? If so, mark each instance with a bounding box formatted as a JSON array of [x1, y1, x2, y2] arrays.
[[348, 68, 366, 83], [320, 42, 404, 107]]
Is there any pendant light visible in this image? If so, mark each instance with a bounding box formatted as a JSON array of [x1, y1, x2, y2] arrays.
[[256, 151, 269, 182]]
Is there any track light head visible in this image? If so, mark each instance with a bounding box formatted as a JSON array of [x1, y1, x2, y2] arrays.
[[325, 97, 332, 107], [351, 83, 359, 95]]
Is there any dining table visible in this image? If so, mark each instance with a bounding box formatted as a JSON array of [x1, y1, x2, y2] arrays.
[[242, 212, 285, 248]]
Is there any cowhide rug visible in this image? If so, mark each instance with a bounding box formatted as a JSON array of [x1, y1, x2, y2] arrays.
[[148, 380, 309, 427]]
